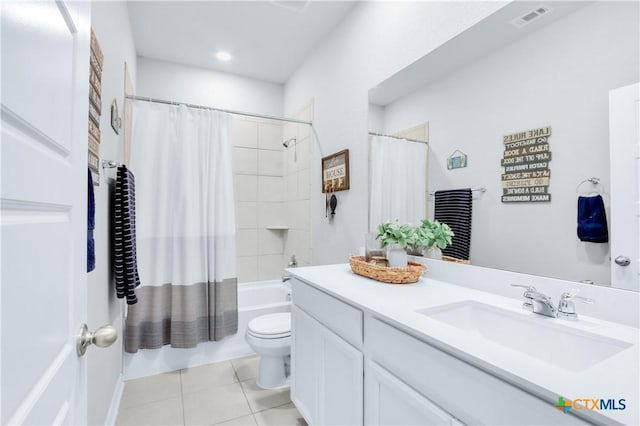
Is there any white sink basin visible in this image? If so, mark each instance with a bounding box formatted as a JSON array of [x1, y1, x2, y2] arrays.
[[416, 301, 631, 372]]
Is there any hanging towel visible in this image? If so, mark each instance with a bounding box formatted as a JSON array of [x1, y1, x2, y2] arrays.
[[434, 189, 472, 261], [577, 195, 608, 243], [113, 165, 140, 304], [87, 169, 96, 272]]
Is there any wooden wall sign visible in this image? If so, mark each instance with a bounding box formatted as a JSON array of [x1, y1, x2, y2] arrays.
[[501, 126, 552, 203], [88, 29, 103, 185], [322, 149, 350, 193]]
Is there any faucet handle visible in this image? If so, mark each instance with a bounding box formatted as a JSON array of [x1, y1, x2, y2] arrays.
[[558, 290, 594, 320], [510, 283, 536, 291], [511, 284, 536, 312], [560, 290, 594, 304]]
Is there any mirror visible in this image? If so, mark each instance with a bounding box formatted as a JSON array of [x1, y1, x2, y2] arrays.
[[367, 2, 639, 290]]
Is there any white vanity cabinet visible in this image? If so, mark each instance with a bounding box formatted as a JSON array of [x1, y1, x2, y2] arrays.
[[291, 281, 364, 425], [291, 277, 594, 426]]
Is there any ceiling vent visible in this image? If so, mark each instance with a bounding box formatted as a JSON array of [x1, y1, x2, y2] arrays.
[[510, 5, 552, 28], [269, 1, 311, 13]]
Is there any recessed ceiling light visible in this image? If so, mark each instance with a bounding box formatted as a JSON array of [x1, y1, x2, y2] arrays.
[[216, 51, 233, 62]]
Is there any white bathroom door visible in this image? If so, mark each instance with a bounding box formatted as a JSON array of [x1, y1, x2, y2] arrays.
[[1, 1, 91, 424], [609, 82, 640, 291]]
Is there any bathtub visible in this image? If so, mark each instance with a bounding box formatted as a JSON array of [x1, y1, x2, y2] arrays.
[[123, 279, 292, 380]]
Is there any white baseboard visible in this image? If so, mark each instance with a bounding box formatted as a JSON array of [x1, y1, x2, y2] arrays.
[[104, 374, 124, 426]]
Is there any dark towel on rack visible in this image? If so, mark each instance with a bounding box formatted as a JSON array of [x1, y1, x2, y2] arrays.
[[114, 165, 140, 304], [577, 195, 608, 243], [434, 189, 473, 261], [87, 169, 96, 272]]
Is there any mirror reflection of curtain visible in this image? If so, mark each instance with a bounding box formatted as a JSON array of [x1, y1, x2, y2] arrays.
[[125, 102, 238, 353], [369, 135, 427, 231]]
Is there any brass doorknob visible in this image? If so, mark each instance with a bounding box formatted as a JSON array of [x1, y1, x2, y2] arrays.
[[77, 323, 117, 356]]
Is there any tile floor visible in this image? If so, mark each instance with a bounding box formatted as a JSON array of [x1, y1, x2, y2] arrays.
[[116, 355, 307, 426]]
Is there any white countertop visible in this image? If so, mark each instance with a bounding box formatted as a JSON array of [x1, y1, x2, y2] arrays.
[[289, 264, 639, 426]]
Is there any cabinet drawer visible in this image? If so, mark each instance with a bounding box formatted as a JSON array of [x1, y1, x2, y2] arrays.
[[292, 278, 363, 348], [366, 317, 587, 425]]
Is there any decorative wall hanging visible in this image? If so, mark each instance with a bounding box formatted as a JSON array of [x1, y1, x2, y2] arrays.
[[322, 149, 350, 193], [447, 149, 468, 170], [110, 98, 122, 134], [500, 126, 552, 203], [88, 28, 103, 185], [329, 194, 337, 219]]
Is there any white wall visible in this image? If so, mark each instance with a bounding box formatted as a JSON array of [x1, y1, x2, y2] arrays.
[[381, 2, 639, 286], [283, 1, 509, 265], [88, 2, 137, 424], [136, 57, 283, 116]]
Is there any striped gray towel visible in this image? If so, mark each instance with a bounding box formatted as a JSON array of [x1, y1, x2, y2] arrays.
[[434, 189, 472, 261], [114, 165, 140, 304]]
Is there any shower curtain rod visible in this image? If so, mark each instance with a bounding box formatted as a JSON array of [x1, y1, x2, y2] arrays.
[[126, 95, 313, 126], [368, 132, 428, 145]]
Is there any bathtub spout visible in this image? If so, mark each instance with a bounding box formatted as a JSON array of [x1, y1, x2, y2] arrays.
[[283, 255, 297, 283]]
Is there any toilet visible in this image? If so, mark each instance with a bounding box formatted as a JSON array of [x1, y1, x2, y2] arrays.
[[245, 312, 292, 389]]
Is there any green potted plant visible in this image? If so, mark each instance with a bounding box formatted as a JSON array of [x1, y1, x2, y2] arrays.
[[375, 221, 416, 267], [412, 219, 454, 259]]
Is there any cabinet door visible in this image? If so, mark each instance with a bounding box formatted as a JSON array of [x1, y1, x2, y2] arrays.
[[291, 306, 321, 424], [365, 360, 454, 426], [319, 326, 364, 425]]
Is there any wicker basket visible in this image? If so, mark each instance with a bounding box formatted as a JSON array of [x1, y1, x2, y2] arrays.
[[442, 255, 470, 265], [349, 256, 427, 284]]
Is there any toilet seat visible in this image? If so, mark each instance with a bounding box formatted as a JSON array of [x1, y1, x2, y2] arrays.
[[247, 312, 291, 339]]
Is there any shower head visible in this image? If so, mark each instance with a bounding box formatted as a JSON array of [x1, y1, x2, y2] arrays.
[[282, 138, 296, 148]]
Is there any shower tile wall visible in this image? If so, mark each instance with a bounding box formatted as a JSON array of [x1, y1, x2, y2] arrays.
[[232, 103, 313, 283], [232, 117, 286, 283], [283, 102, 313, 268]]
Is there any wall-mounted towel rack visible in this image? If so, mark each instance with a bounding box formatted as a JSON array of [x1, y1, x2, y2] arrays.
[[429, 187, 486, 197], [577, 177, 603, 195], [102, 160, 124, 170]]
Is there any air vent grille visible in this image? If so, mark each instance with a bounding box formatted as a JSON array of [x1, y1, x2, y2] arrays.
[[510, 5, 552, 28]]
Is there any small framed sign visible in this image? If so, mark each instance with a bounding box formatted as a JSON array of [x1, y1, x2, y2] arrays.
[[447, 149, 468, 170], [322, 149, 350, 193], [110, 98, 121, 135]]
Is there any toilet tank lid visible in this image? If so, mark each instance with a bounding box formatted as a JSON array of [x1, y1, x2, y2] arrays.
[[248, 312, 291, 335]]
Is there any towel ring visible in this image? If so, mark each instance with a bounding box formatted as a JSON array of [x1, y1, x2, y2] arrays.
[[576, 177, 603, 196]]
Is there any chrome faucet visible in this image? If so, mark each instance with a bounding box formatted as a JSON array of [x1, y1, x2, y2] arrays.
[[510, 284, 594, 320], [511, 284, 556, 317], [282, 255, 298, 282]]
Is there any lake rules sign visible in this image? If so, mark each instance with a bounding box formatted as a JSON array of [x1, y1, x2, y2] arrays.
[[501, 127, 552, 203]]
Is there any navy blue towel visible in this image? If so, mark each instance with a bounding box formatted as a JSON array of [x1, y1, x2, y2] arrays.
[[577, 195, 608, 243], [87, 169, 96, 272]]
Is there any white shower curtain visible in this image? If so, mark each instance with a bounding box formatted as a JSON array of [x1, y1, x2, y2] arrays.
[[369, 135, 427, 231], [125, 102, 237, 353]]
